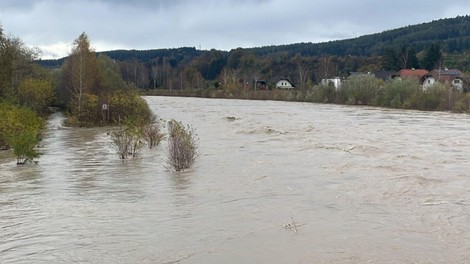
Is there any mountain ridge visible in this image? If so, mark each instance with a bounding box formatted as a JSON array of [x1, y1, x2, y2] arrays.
[[245, 15, 470, 57], [37, 15, 470, 69]]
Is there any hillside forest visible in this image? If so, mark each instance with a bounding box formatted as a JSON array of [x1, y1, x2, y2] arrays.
[[37, 15, 470, 91]]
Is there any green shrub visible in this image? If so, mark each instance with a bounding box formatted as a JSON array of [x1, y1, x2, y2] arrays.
[[377, 78, 420, 108], [412, 82, 448, 111], [339, 75, 382, 105], [110, 89, 153, 126], [79, 93, 100, 127], [0, 102, 44, 164], [452, 93, 470, 113], [18, 78, 54, 115], [307, 84, 336, 103], [7, 131, 40, 164]]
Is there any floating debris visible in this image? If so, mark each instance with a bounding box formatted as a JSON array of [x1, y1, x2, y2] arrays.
[[225, 116, 239, 122], [283, 217, 298, 232]]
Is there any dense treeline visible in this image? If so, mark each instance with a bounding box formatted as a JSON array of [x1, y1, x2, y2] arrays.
[[247, 15, 470, 57]]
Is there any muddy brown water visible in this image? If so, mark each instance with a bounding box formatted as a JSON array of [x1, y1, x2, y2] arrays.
[[1, 96, 469, 263]]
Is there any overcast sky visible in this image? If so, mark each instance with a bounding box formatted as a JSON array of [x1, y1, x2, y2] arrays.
[[1, 0, 469, 59]]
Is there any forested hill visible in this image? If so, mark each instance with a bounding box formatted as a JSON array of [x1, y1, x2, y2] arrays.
[[248, 15, 470, 57], [37, 15, 470, 68], [101, 47, 204, 63], [36, 47, 205, 68]]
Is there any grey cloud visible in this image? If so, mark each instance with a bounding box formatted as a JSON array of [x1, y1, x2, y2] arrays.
[[0, 0, 36, 11], [1, 0, 469, 58]]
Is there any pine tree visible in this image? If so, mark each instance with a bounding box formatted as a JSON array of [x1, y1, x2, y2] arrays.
[[382, 48, 400, 70], [421, 43, 442, 70]]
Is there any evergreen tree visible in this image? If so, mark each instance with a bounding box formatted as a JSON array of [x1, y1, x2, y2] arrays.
[[421, 43, 443, 70], [407, 47, 420, 69], [382, 48, 400, 70]]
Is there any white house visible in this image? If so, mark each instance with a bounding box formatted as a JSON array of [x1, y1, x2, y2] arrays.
[[431, 68, 463, 91], [321, 77, 341, 91], [452, 77, 464, 92], [421, 74, 436, 91], [276, 79, 295, 89]]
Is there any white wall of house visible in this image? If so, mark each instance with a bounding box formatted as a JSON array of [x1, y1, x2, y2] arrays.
[[276, 80, 294, 89], [422, 76, 435, 91], [452, 78, 464, 92], [321, 77, 341, 91]]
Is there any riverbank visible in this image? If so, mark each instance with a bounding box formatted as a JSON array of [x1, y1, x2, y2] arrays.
[[141, 77, 470, 114], [142, 87, 296, 101]]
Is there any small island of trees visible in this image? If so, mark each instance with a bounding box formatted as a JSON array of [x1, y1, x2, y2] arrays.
[[1, 27, 198, 170]]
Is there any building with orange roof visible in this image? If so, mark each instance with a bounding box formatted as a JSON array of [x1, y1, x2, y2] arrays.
[[397, 69, 429, 80], [397, 68, 437, 91]]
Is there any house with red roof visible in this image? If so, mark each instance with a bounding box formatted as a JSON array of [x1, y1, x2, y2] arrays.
[[397, 68, 436, 90], [397, 69, 429, 80]]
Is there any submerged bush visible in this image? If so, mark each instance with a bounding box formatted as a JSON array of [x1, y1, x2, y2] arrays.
[[0, 102, 44, 164], [109, 89, 153, 126], [109, 118, 145, 159], [167, 119, 198, 172], [7, 131, 40, 164], [143, 116, 165, 149]]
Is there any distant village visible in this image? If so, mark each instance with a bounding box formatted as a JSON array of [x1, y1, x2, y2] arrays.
[[272, 68, 469, 92]]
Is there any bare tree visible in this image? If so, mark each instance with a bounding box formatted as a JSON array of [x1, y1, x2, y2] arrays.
[[221, 67, 229, 85], [316, 56, 336, 81], [151, 61, 158, 89], [143, 121, 164, 148], [297, 63, 309, 89], [230, 68, 239, 84], [292, 54, 309, 89]]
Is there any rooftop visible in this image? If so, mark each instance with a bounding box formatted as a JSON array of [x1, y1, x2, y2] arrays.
[[398, 69, 429, 78]]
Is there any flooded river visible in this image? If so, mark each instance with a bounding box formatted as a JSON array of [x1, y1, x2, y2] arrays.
[[1, 96, 469, 263]]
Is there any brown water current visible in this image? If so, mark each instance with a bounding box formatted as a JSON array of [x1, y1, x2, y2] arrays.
[[1, 96, 469, 263]]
